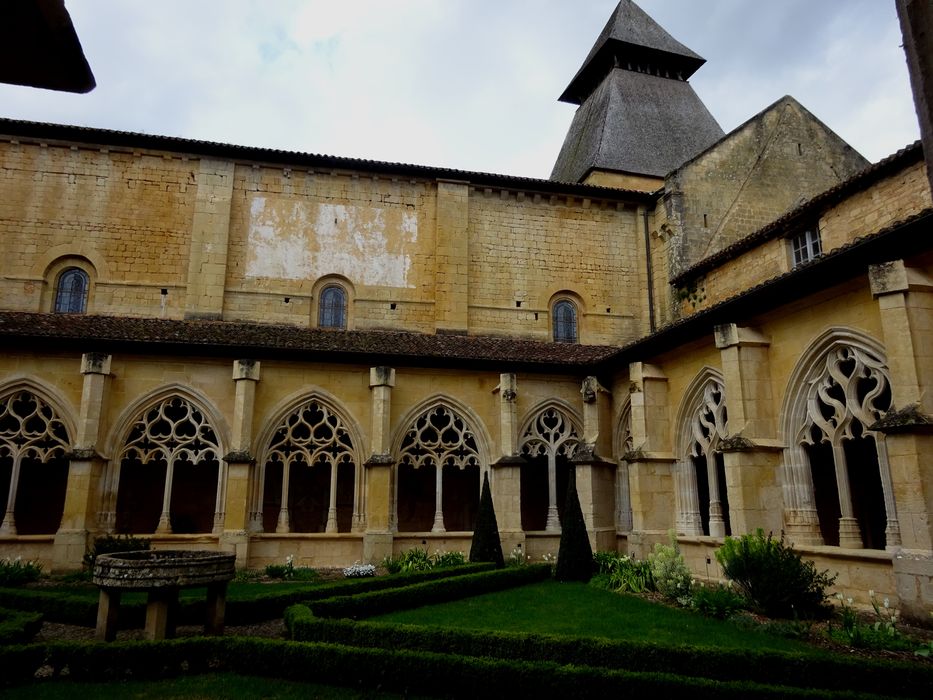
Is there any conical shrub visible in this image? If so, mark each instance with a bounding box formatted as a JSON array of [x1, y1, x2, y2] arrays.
[[469, 471, 504, 568], [555, 466, 593, 582]]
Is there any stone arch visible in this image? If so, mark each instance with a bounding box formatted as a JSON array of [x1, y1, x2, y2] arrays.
[[613, 398, 634, 532], [780, 327, 897, 549], [100, 385, 229, 535], [0, 380, 75, 535], [517, 399, 583, 532], [38, 253, 105, 314], [251, 389, 366, 534], [390, 395, 491, 533], [673, 367, 730, 537]]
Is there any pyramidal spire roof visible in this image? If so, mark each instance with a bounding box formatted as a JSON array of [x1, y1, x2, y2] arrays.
[[550, 0, 723, 183], [559, 0, 706, 105]]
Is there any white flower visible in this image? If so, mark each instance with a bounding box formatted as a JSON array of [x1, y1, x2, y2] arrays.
[[847, 597, 853, 605], [883, 597, 890, 609], [869, 589, 874, 598]]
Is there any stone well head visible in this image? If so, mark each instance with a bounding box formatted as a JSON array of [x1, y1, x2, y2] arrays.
[[93, 550, 236, 589]]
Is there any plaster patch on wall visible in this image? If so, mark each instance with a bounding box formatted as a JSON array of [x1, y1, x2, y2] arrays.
[[245, 196, 418, 287]]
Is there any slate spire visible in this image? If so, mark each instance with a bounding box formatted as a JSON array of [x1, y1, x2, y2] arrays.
[[551, 0, 724, 184]]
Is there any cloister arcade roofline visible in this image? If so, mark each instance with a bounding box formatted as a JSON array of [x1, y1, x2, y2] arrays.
[[670, 141, 925, 287], [0, 312, 617, 374], [0, 118, 657, 205], [601, 208, 933, 370]]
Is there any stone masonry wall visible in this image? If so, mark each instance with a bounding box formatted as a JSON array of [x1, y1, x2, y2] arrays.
[[674, 160, 931, 317], [0, 138, 197, 317], [467, 189, 646, 345]]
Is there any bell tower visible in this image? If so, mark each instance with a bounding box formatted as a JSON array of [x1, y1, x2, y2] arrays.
[[551, 0, 724, 191]]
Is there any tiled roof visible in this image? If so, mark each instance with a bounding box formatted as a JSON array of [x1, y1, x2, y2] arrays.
[[0, 312, 618, 371], [670, 141, 924, 286]]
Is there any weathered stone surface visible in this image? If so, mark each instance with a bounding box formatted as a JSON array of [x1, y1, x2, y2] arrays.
[[93, 550, 235, 590]]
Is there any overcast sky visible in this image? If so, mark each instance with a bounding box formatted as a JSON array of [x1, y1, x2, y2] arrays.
[[1, 0, 919, 179]]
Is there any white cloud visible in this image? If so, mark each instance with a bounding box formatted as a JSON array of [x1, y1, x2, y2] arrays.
[[0, 0, 918, 177]]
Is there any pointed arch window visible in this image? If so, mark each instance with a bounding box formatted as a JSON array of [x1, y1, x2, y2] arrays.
[[397, 405, 481, 533], [319, 285, 347, 329], [552, 300, 578, 343], [54, 267, 89, 314], [519, 406, 581, 531], [260, 399, 357, 534], [796, 345, 896, 549], [113, 397, 223, 535], [676, 376, 730, 538], [0, 390, 71, 535]]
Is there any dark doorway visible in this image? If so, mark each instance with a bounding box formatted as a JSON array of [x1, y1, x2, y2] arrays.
[[115, 458, 165, 534], [170, 457, 218, 533], [806, 442, 840, 546], [15, 457, 68, 534], [442, 464, 479, 531]]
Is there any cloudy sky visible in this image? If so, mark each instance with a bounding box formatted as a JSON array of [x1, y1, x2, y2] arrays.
[[1, 0, 919, 179]]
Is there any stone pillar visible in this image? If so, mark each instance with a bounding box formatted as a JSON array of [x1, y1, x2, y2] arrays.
[[869, 260, 933, 621], [221, 359, 260, 568], [573, 377, 616, 551], [714, 324, 783, 537], [363, 367, 396, 563], [434, 179, 469, 334], [491, 373, 525, 553], [184, 158, 235, 320], [53, 352, 112, 572], [625, 362, 675, 558]]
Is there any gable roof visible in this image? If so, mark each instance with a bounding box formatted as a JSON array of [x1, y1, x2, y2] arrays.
[[670, 140, 924, 286]]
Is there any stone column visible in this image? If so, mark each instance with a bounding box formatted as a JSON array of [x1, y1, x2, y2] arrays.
[[363, 367, 396, 563], [221, 359, 260, 568], [869, 260, 933, 621], [572, 377, 616, 551], [713, 324, 783, 537], [491, 374, 525, 554], [53, 352, 112, 572], [625, 362, 675, 559]]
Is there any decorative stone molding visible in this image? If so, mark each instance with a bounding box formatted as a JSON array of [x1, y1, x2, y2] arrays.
[[398, 404, 481, 533], [0, 390, 71, 535], [520, 404, 581, 532], [781, 330, 900, 549]]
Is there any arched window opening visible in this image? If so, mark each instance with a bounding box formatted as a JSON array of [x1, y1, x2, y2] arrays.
[[261, 399, 357, 534], [552, 300, 578, 343], [680, 378, 730, 537], [397, 405, 481, 533], [114, 397, 222, 535], [798, 345, 895, 549], [519, 406, 580, 532], [319, 285, 347, 329], [54, 267, 89, 314], [0, 391, 71, 535]]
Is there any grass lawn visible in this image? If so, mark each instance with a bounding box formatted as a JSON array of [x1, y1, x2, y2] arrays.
[[371, 579, 815, 653], [3, 673, 421, 699]]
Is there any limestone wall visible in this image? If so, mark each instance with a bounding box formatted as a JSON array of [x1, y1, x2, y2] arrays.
[[0, 139, 196, 317]]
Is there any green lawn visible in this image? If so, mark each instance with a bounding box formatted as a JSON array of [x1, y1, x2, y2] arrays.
[[4, 673, 419, 699], [371, 580, 814, 653]]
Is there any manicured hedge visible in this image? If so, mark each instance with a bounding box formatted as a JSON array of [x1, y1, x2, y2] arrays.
[[0, 563, 493, 628], [0, 637, 877, 699], [308, 564, 551, 619], [285, 605, 933, 698], [0, 607, 42, 644]]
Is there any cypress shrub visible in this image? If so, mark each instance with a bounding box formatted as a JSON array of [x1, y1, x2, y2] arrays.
[[555, 467, 593, 582], [469, 472, 504, 568]]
